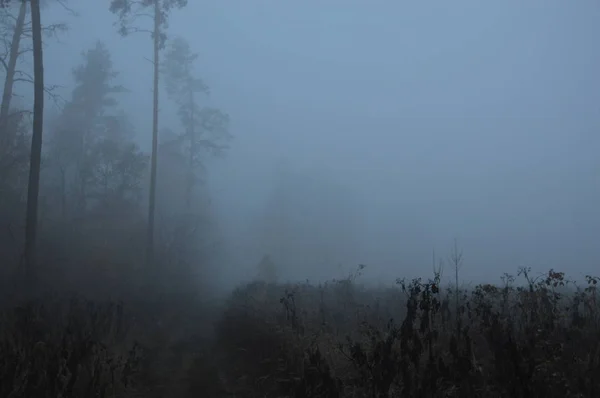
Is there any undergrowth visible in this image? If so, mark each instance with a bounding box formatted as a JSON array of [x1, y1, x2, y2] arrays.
[[216, 267, 600, 398], [1, 267, 599, 397]]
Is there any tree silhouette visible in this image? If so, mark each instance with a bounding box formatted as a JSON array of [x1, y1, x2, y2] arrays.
[[109, 0, 188, 266]]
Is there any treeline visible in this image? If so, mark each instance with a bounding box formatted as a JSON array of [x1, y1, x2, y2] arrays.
[[0, 0, 230, 293]]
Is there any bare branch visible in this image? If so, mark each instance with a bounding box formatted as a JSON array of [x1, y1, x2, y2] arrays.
[[16, 47, 31, 55], [54, 0, 78, 17], [12, 73, 66, 109], [118, 25, 153, 36], [132, 11, 153, 20], [21, 21, 69, 38], [13, 69, 34, 82]]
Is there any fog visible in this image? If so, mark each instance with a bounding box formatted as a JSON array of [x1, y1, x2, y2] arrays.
[[9, 0, 600, 289]]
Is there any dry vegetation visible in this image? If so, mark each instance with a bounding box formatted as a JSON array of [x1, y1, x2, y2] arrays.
[[1, 1, 597, 397], [1, 262, 599, 398]]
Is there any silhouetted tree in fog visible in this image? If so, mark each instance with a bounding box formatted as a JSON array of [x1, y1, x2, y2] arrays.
[[0, 1, 65, 148], [0, 1, 70, 276], [0, 0, 26, 147], [45, 41, 146, 221], [109, 0, 188, 266], [24, 0, 43, 280], [258, 164, 365, 280], [162, 36, 231, 209]]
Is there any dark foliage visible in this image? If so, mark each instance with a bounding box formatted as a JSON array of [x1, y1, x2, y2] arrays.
[[0, 267, 598, 397]]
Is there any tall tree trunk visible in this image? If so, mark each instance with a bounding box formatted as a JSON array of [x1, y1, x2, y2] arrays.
[[0, 0, 27, 148], [23, 0, 44, 281], [146, 0, 160, 266]]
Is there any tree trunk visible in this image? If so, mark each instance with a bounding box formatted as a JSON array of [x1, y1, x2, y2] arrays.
[[146, 0, 160, 266], [0, 0, 27, 148], [23, 0, 44, 281]]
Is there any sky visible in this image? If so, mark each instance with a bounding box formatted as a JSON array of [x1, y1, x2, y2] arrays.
[[32, 0, 600, 284]]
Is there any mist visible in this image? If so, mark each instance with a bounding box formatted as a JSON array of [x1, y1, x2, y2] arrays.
[[7, 0, 600, 287], [2, 1, 600, 396]]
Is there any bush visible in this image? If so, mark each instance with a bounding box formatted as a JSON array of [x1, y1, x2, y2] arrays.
[[1, 267, 598, 397], [213, 269, 600, 398]]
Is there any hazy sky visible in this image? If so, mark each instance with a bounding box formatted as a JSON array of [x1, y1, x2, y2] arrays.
[[36, 0, 600, 284]]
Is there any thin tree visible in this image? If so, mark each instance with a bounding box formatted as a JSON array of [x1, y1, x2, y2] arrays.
[[0, 1, 67, 148], [23, 0, 43, 281], [0, 0, 26, 148], [109, 0, 188, 266]]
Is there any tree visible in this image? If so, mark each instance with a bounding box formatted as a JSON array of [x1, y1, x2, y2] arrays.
[[0, 0, 68, 215], [0, 0, 66, 148], [45, 41, 141, 220], [0, 0, 69, 281], [23, 0, 43, 280], [85, 140, 147, 207], [0, 0, 26, 148], [258, 164, 365, 281], [109, 0, 188, 266], [162, 36, 231, 209]]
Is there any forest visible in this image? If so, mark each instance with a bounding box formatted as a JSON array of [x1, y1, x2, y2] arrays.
[[0, 1, 599, 397]]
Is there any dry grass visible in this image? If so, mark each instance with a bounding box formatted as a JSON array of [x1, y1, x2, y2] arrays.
[[0, 267, 599, 397], [214, 268, 600, 398]]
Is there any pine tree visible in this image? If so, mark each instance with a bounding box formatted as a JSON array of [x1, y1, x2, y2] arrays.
[[162, 36, 231, 209], [47, 41, 146, 219], [110, 0, 188, 266]]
